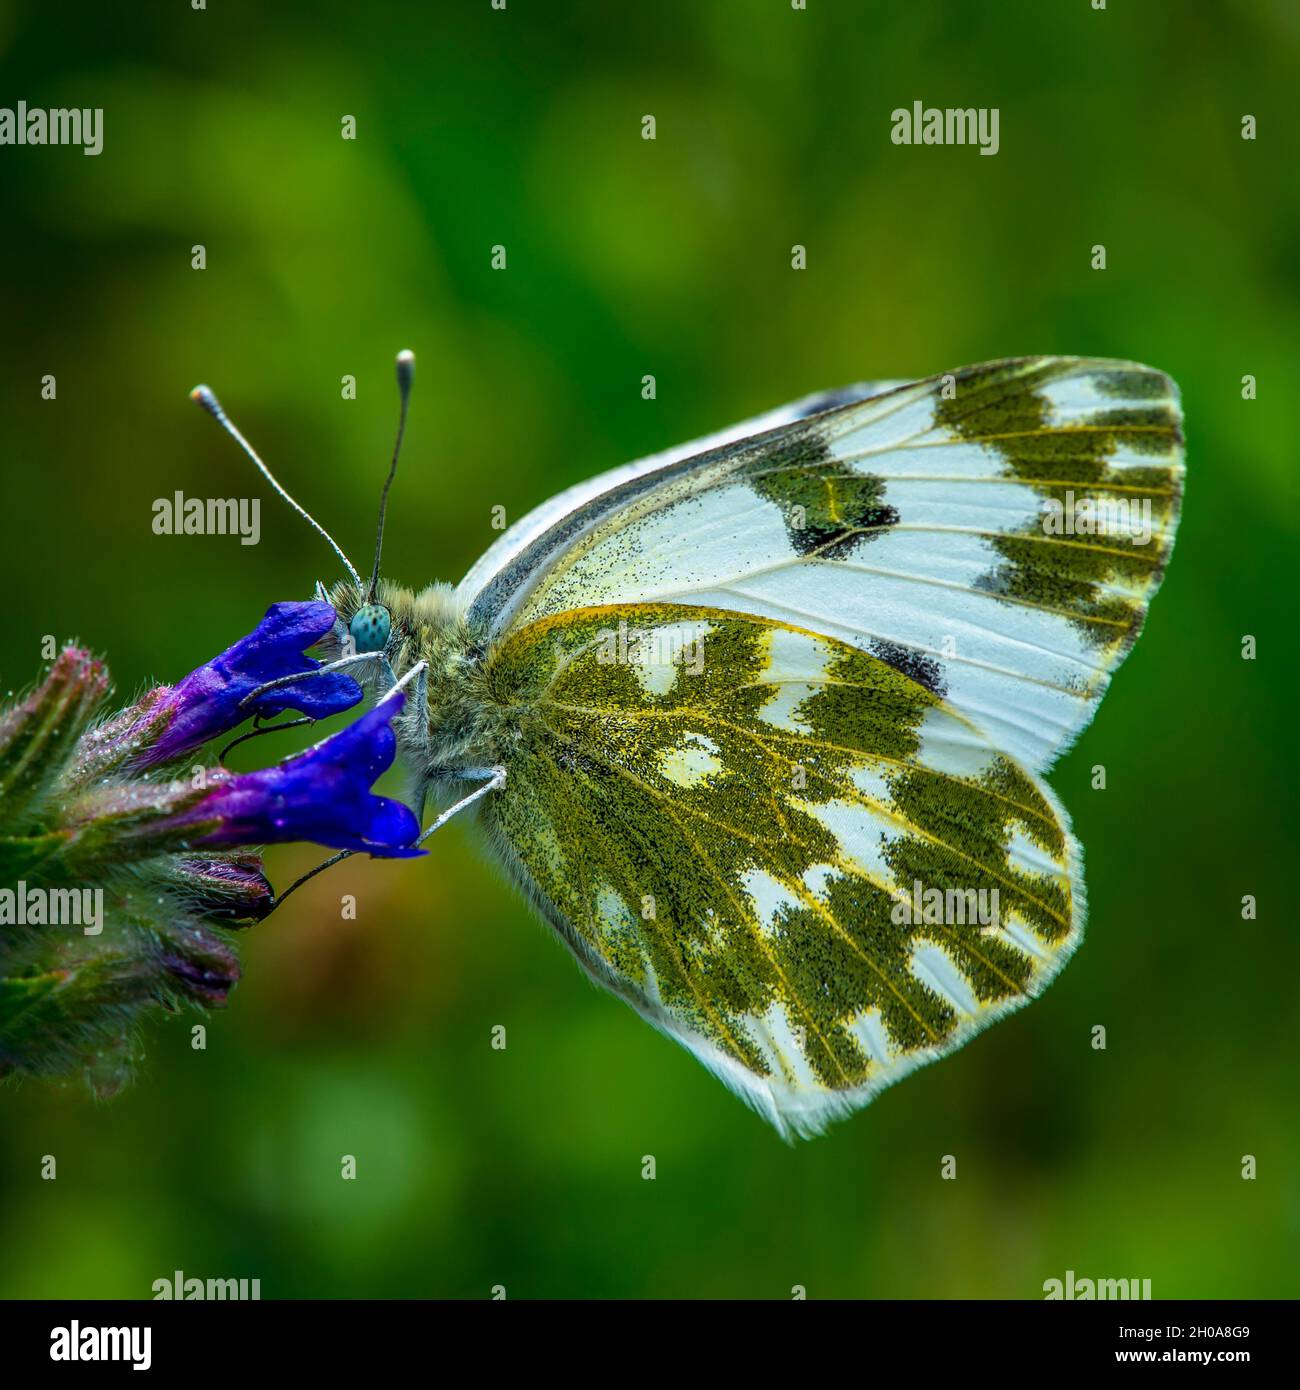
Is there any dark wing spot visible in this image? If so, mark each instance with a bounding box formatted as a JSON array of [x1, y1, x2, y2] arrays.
[[1092, 369, 1171, 400], [744, 434, 898, 559], [869, 639, 947, 697]]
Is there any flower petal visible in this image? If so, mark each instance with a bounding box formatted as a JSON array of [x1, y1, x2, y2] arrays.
[[139, 600, 362, 766], [174, 695, 424, 858]]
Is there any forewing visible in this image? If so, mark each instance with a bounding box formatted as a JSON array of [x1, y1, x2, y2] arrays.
[[458, 379, 906, 611], [481, 603, 1082, 1139], [464, 358, 1183, 774]]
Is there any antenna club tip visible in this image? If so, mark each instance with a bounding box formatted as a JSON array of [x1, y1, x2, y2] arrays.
[[190, 385, 221, 416], [395, 349, 415, 394]]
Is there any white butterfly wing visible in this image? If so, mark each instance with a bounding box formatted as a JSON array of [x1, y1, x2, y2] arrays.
[[457, 357, 1182, 1135], [462, 358, 1183, 775], [458, 381, 906, 628]]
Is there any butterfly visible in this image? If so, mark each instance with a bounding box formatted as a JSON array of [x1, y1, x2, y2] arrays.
[[195, 354, 1184, 1139]]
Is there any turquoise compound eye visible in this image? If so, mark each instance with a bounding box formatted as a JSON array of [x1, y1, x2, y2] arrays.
[[349, 603, 391, 654]]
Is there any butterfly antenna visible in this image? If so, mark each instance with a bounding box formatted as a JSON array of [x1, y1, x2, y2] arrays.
[[189, 384, 363, 589], [367, 349, 415, 604]]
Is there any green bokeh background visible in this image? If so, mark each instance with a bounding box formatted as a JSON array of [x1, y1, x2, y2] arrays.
[[1, 0, 1296, 1299]]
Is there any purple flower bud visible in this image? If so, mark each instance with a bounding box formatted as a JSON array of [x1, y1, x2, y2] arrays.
[[175, 855, 275, 924], [0, 647, 109, 825], [172, 695, 424, 858], [155, 930, 242, 1007], [137, 600, 362, 766]]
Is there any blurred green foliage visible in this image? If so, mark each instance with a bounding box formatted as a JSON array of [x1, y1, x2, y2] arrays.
[[0, 0, 1296, 1298]]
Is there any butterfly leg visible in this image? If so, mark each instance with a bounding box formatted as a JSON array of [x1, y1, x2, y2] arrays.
[[238, 651, 385, 711], [381, 658, 430, 759], [415, 766, 506, 847], [366, 654, 400, 699]]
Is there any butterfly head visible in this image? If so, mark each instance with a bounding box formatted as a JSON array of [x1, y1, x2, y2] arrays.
[[328, 575, 471, 671], [326, 576, 410, 669]]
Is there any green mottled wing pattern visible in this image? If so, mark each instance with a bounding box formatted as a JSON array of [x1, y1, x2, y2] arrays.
[[480, 602, 1081, 1139]]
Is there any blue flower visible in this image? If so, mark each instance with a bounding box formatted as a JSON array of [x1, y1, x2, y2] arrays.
[[175, 695, 423, 858], [139, 600, 361, 765]]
